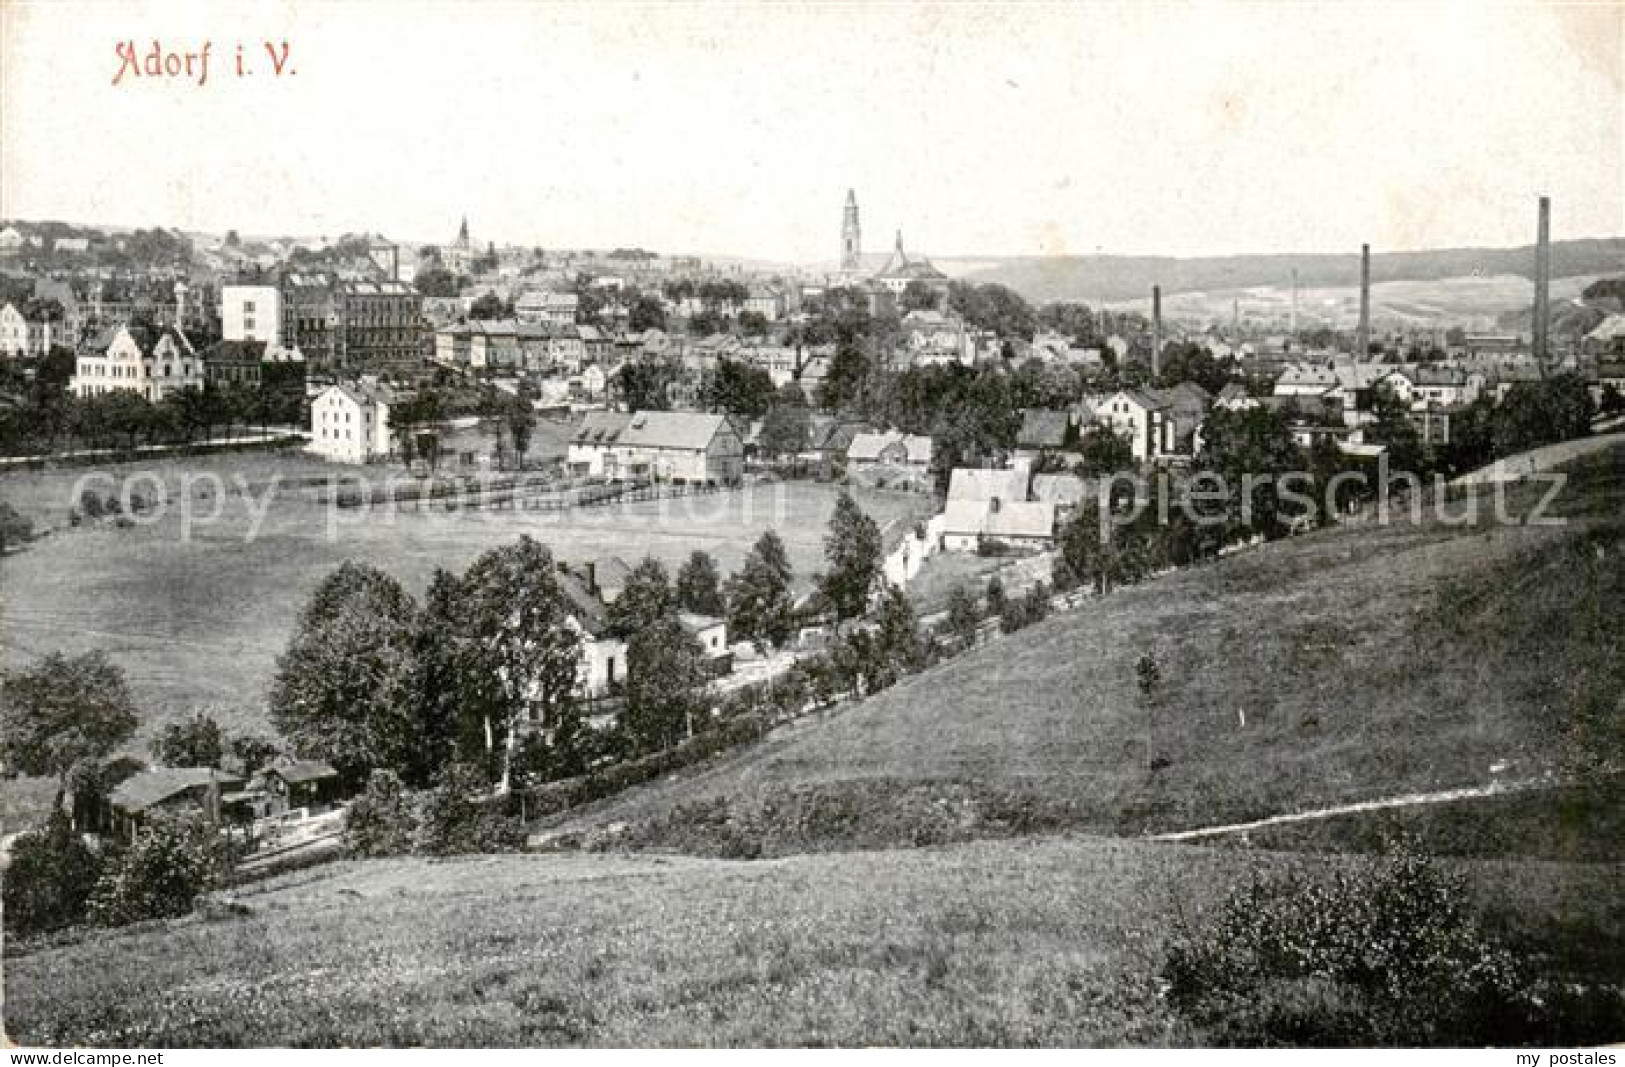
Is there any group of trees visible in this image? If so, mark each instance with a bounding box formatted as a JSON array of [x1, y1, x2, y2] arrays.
[[268, 487, 891, 803], [612, 356, 684, 412], [702, 358, 778, 418], [1439, 373, 1597, 474], [947, 280, 1037, 344], [267, 535, 726, 800], [0, 376, 304, 458], [607, 559, 713, 755], [268, 550, 566, 796]]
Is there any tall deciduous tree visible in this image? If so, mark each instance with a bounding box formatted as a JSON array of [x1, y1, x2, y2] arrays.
[[873, 586, 923, 674], [608, 557, 673, 638], [0, 650, 138, 808], [506, 395, 536, 469], [623, 615, 708, 753], [268, 562, 419, 787], [676, 551, 726, 616], [456, 536, 582, 793], [401, 567, 473, 786], [726, 530, 796, 652], [759, 402, 812, 460], [821, 491, 883, 630]]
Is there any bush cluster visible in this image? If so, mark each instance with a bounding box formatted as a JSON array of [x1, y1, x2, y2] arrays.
[[343, 765, 527, 859], [1162, 842, 1622, 1046], [84, 813, 231, 929], [2, 812, 104, 936], [999, 581, 1052, 634]]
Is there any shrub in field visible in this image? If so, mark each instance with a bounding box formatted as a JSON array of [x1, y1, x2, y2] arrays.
[[413, 763, 524, 856], [86, 813, 228, 928], [1160, 842, 1572, 1046], [0, 500, 33, 553], [999, 584, 1049, 633], [344, 769, 418, 858], [1135, 653, 1161, 702], [945, 582, 982, 646], [2, 811, 103, 937]]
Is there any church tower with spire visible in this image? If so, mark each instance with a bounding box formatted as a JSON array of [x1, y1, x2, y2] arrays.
[[840, 189, 861, 273]]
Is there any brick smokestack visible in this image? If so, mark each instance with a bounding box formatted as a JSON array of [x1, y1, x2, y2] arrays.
[[1356, 243, 1371, 361], [1151, 285, 1162, 380], [1534, 195, 1551, 370]]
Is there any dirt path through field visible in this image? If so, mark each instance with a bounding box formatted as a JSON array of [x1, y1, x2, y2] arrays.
[[1149, 776, 1553, 842]]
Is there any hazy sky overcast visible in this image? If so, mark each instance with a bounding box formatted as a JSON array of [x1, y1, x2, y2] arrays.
[[2, 1, 1620, 262]]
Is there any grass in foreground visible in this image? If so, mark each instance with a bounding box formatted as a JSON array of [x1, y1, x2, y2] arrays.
[[8, 834, 1619, 1047]]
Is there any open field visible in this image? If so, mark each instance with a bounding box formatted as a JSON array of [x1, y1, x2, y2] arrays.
[[0, 451, 929, 826], [545, 445, 1625, 859], [7, 835, 1619, 1047]]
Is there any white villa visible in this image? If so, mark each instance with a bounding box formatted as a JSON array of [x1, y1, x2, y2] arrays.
[[70, 324, 203, 401]]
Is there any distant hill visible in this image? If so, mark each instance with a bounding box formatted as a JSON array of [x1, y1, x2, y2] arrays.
[[949, 238, 1625, 305], [1106, 273, 1612, 333]]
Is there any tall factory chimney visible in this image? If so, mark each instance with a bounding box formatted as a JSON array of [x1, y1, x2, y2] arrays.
[[1356, 243, 1371, 361], [1151, 285, 1162, 380], [1533, 195, 1551, 373], [1290, 268, 1299, 337]]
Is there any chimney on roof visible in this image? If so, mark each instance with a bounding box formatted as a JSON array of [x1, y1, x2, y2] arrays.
[[585, 561, 597, 595], [1151, 285, 1162, 380], [1357, 243, 1371, 361], [1534, 196, 1551, 373]]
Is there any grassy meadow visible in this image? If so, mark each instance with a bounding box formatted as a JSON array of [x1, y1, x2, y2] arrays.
[[8, 835, 1620, 1047]]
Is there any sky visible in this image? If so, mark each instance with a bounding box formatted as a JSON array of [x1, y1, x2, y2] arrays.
[[1, 0, 1621, 263]]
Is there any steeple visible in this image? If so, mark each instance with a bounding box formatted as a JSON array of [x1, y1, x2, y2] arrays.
[[841, 190, 861, 273], [457, 216, 469, 244], [895, 229, 904, 254]]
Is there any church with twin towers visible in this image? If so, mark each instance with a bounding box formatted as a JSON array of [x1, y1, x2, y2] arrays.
[[838, 188, 950, 301]]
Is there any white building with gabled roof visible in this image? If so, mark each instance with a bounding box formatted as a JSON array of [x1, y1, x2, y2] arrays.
[[71, 324, 202, 401], [309, 381, 397, 463]]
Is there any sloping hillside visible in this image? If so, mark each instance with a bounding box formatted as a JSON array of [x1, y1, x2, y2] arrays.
[[1108, 274, 1605, 331], [957, 238, 1625, 304], [547, 447, 1625, 858]]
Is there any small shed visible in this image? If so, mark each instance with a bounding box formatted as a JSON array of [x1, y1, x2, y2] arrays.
[[257, 759, 342, 815]]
